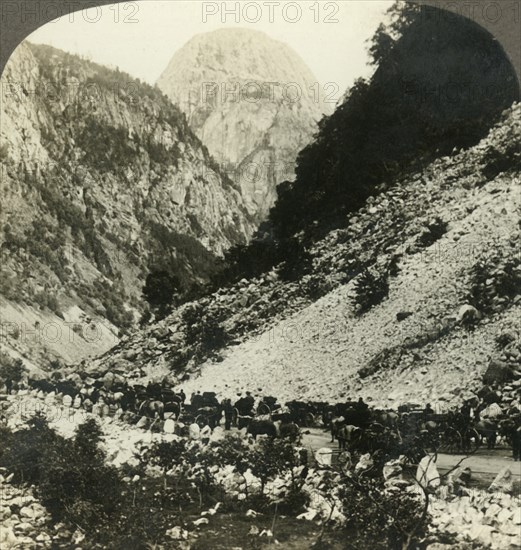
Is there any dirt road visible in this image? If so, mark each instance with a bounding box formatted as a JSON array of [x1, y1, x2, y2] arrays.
[[301, 428, 521, 486]]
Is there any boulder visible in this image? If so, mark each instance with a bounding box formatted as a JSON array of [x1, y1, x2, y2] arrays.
[[163, 419, 176, 434], [166, 526, 188, 540], [416, 455, 440, 489], [189, 423, 200, 440], [396, 311, 413, 322], [209, 426, 225, 442], [457, 304, 481, 324], [355, 453, 374, 474], [102, 371, 115, 390], [136, 416, 149, 429], [488, 467, 514, 494], [383, 458, 403, 481], [314, 447, 333, 467], [483, 359, 515, 386], [481, 402, 503, 418], [448, 466, 472, 490]]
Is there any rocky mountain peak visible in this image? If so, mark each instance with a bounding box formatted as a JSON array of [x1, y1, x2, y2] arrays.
[[157, 28, 332, 222]]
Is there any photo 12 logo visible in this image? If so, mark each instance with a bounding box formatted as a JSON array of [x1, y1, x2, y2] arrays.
[[202, 1, 340, 23], [200, 80, 340, 105], [1, 1, 139, 24]]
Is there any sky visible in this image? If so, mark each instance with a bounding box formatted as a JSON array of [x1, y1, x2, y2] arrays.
[[27, 0, 392, 94]]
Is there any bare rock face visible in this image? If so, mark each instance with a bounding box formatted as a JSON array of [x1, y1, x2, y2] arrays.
[[0, 41, 256, 368], [157, 28, 332, 222]]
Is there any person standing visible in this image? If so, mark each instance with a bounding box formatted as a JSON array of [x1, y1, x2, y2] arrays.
[[223, 398, 234, 430]]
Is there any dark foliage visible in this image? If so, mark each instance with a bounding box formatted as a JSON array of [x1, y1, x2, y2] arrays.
[[147, 222, 219, 292], [211, 235, 312, 289], [468, 242, 521, 314], [143, 269, 181, 316], [267, 2, 519, 241], [278, 239, 313, 283], [352, 268, 390, 314], [0, 353, 25, 385], [182, 303, 230, 362], [337, 475, 429, 549], [76, 116, 137, 174]]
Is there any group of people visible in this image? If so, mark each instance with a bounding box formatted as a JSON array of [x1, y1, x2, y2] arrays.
[[1, 372, 520, 460]]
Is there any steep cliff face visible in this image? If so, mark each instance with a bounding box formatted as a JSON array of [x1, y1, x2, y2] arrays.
[[157, 28, 331, 222], [0, 42, 255, 368]]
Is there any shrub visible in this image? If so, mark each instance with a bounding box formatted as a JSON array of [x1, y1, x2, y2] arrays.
[[468, 243, 521, 314], [0, 414, 56, 483], [337, 475, 429, 549], [0, 354, 25, 387], [182, 303, 229, 363], [144, 438, 187, 478], [481, 124, 521, 180], [0, 414, 181, 548], [304, 275, 332, 301], [277, 237, 313, 283], [250, 438, 304, 499], [0, 416, 121, 525], [0, 271, 19, 300], [143, 270, 180, 317], [352, 267, 389, 314]]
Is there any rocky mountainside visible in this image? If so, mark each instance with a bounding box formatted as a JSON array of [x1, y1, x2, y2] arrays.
[[88, 103, 520, 406], [157, 28, 331, 222], [0, 42, 256, 369]]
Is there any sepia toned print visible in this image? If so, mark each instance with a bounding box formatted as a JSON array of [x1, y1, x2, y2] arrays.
[[0, 1, 520, 548]]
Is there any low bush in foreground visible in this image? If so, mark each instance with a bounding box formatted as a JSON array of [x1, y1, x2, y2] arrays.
[[0, 416, 431, 549]]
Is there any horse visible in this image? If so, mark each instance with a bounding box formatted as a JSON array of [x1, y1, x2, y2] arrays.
[[337, 424, 362, 451], [286, 401, 317, 427], [330, 416, 346, 443], [279, 420, 301, 442], [374, 410, 400, 430], [195, 405, 222, 430], [247, 419, 278, 439], [164, 399, 182, 419], [475, 419, 497, 449], [138, 399, 165, 421]]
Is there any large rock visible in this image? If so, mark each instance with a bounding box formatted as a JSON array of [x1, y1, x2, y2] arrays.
[[136, 416, 149, 429], [189, 423, 201, 440], [457, 304, 481, 324], [488, 467, 514, 494], [483, 359, 515, 386], [314, 448, 333, 467], [163, 419, 176, 434], [416, 455, 440, 489]]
